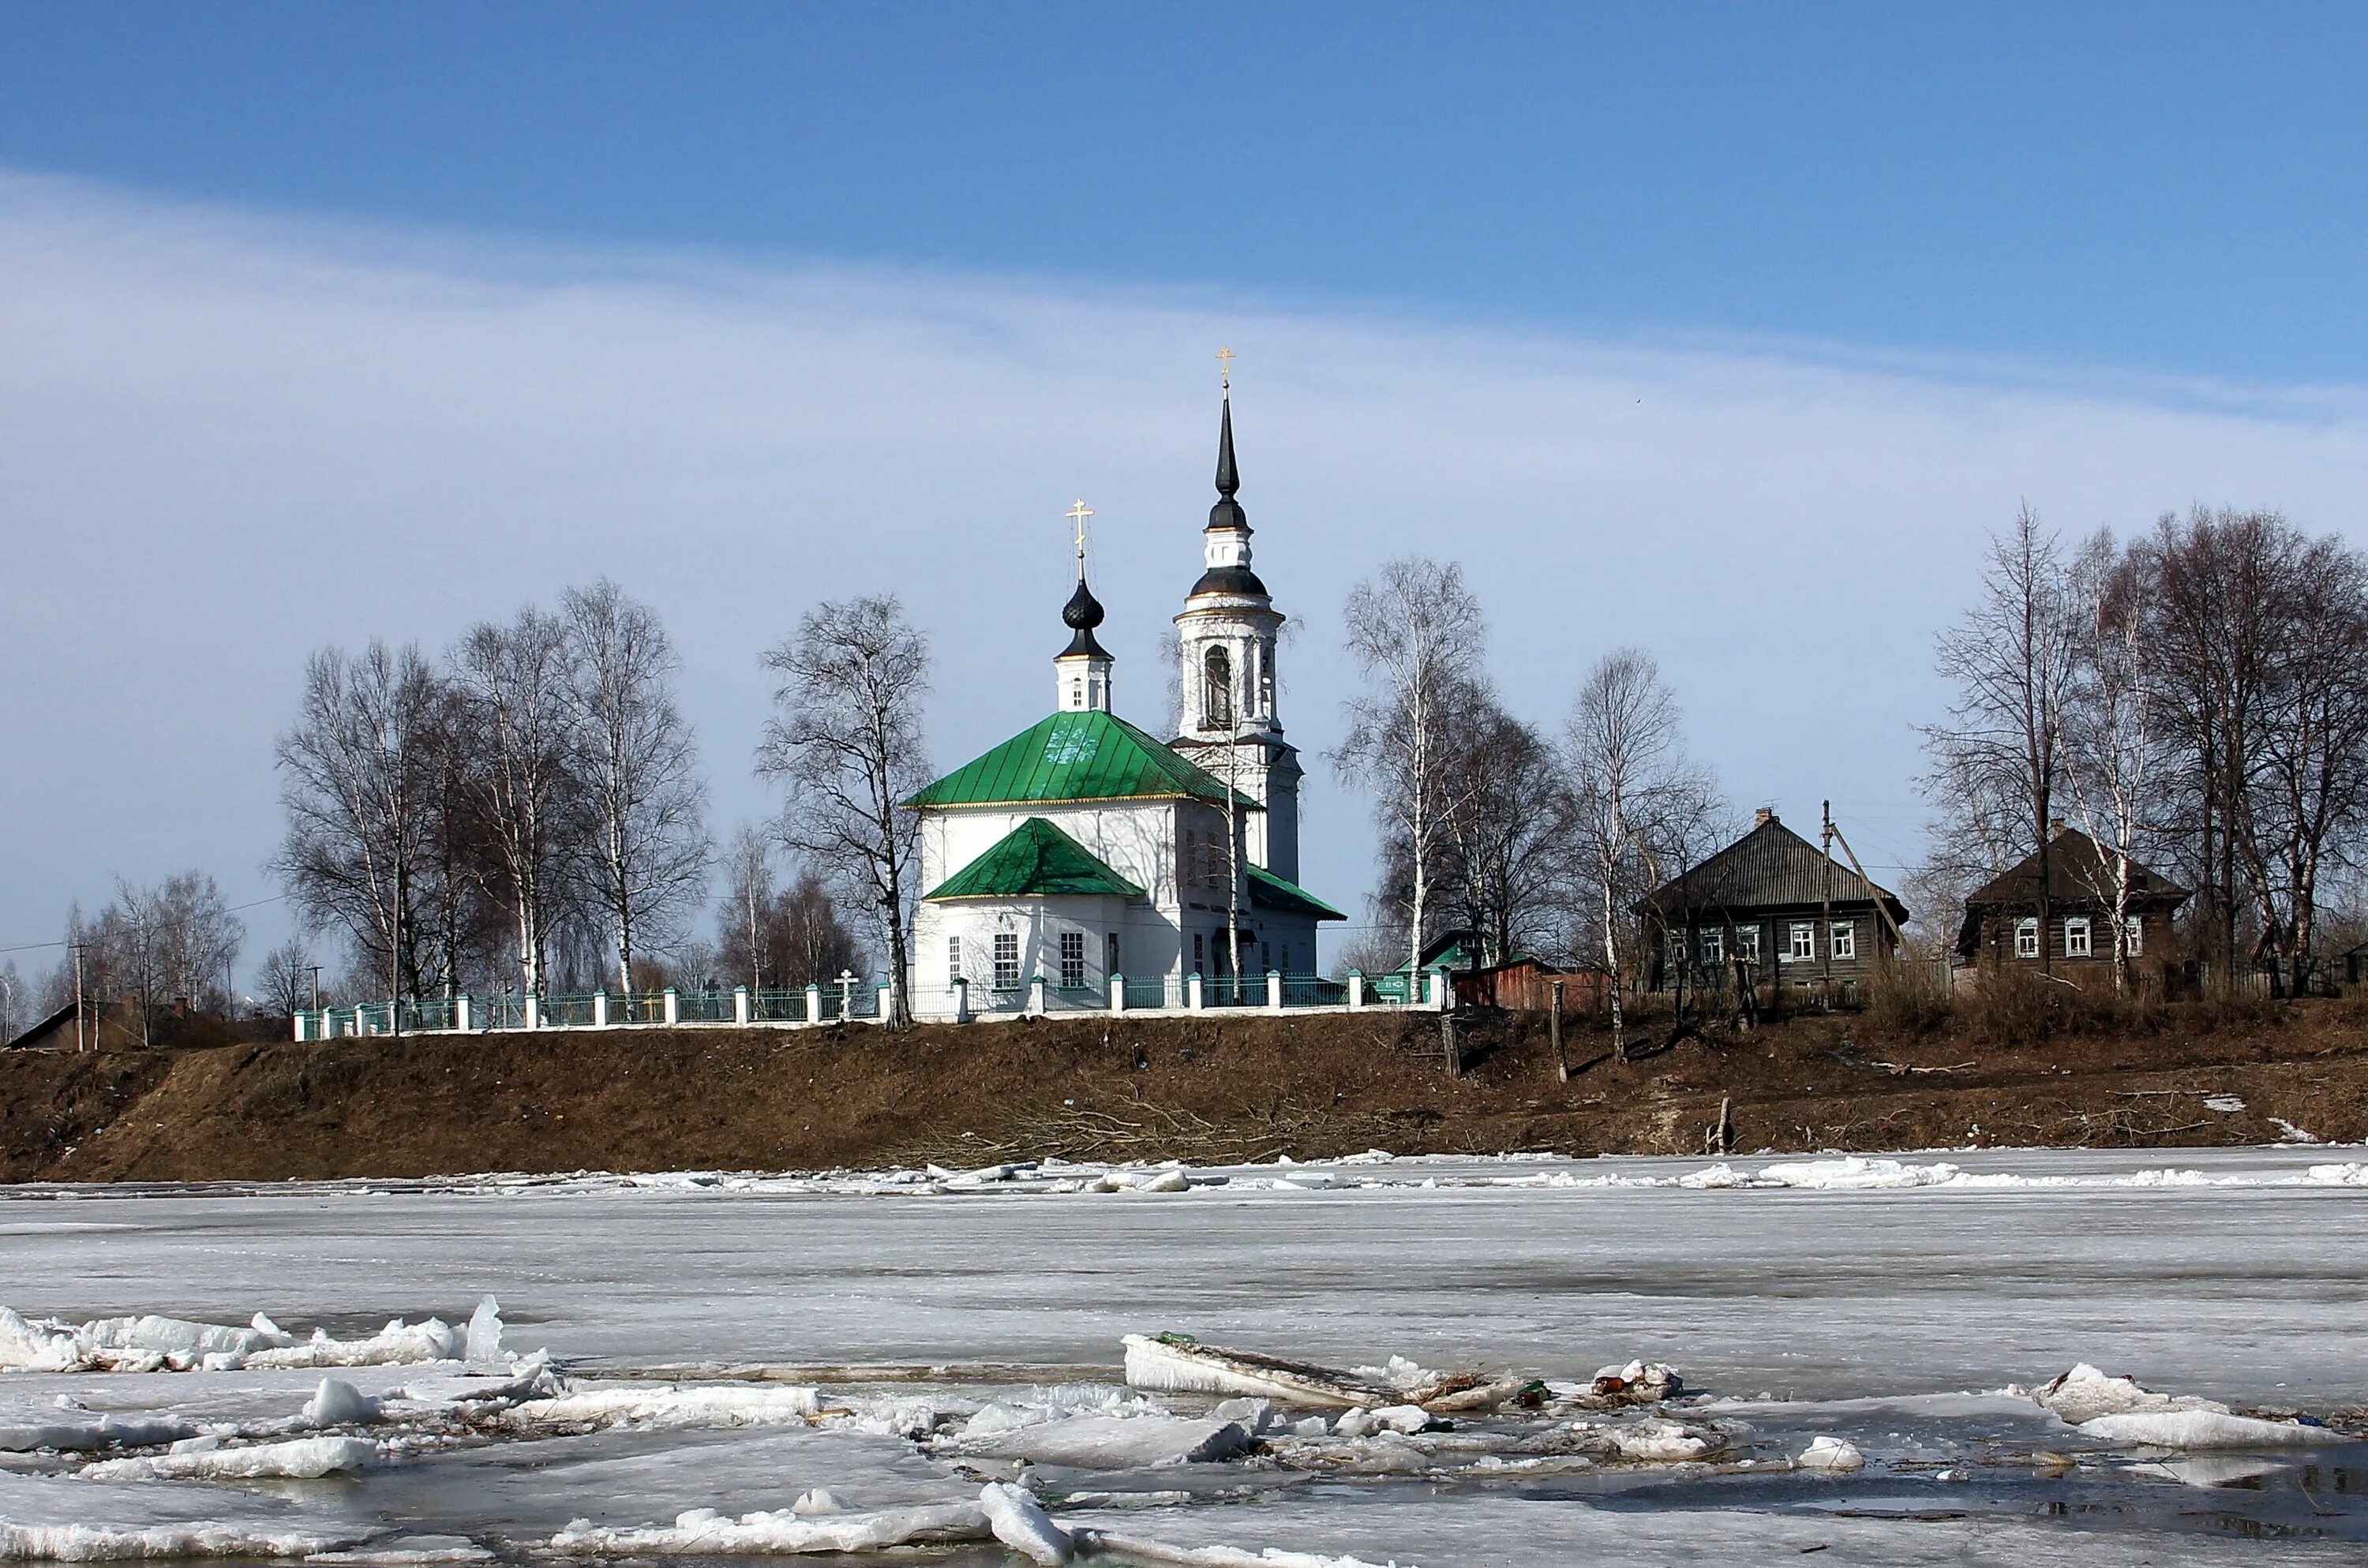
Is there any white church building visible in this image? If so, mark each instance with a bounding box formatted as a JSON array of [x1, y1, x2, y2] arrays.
[[903, 388, 1343, 1019]]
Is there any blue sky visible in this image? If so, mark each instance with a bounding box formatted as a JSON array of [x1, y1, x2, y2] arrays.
[[10, 4, 2366, 384], [5, 6, 2366, 985]]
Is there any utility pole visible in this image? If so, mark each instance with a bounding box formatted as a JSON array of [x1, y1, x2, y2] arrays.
[[1819, 800, 1836, 1005], [309, 964, 322, 1017], [72, 943, 87, 1053]]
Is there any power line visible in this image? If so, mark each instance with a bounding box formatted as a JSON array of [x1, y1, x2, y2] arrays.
[[0, 892, 294, 956]]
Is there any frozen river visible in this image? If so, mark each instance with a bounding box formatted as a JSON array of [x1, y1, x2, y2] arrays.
[[4, 1144, 2365, 1565]]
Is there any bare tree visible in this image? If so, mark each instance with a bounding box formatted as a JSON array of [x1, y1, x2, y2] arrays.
[[272, 642, 454, 1006], [1437, 687, 1572, 968], [256, 936, 316, 1019], [758, 596, 931, 1028], [1332, 557, 1486, 981], [717, 826, 777, 994], [564, 580, 711, 1005], [1922, 505, 2078, 977], [450, 608, 580, 1005], [1564, 650, 1716, 1055], [2061, 531, 2167, 990]]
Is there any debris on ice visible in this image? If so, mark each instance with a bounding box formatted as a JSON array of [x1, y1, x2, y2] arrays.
[[81, 1435, 378, 1480], [980, 1480, 1073, 1565], [2032, 1364, 2228, 1426], [1122, 1334, 1519, 1411], [1590, 1361, 1682, 1402], [2202, 1095, 2246, 1113], [1794, 1435, 1865, 1471]]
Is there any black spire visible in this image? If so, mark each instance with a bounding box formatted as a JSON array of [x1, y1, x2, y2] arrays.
[[1207, 394, 1248, 533], [1059, 574, 1109, 659]]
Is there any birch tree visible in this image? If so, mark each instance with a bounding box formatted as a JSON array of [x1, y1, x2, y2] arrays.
[[2061, 531, 2165, 991], [758, 596, 931, 1028], [564, 580, 711, 1005], [1564, 649, 1711, 1056], [1332, 557, 1486, 981], [450, 608, 580, 1003], [1922, 505, 2078, 977]]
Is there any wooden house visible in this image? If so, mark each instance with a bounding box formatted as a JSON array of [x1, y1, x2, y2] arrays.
[[1636, 809, 1909, 1001], [1954, 825, 2186, 987]]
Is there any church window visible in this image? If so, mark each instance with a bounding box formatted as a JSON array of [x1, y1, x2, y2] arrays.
[[1204, 646, 1234, 728], [993, 933, 1021, 990], [946, 936, 961, 986], [1059, 931, 1086, 990], [1193, 934, 1205, 975], [1257, 639, 1276, 715]]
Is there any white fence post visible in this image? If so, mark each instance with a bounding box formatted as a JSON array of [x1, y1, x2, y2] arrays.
[[1267, 969, 1284, 1012], [1347, 970, 1365, 1009], [1027, 974, 1047, 1016], [455, 994, 472, 1031], [592, 991, 609, 1028], [1111, 974, 1128, 1015], [876, 982, 892, 1020], [662, 987, 680, 1025], [523, 993, 541, 1031], [1187, 972, 1205, 1012], [292, 1012, 306, 1042], [805, 982, 823, 1023], [733, 985, 751, 1025], [951, 975, 971, 1023]]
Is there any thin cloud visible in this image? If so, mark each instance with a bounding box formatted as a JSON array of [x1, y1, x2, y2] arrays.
[[5, 170, 2366, 960]]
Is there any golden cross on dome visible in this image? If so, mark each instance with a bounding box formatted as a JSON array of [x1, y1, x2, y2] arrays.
[[1066, 498, 1094, 569], [1216, 345, 1235, 391]]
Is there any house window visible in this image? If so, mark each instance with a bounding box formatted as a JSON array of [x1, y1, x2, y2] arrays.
[[1666, 931, 1687, 967], [1700, 930, 1724, 965], [1107, 931, 1121, 979], [2015, 918, 2040, 959], [1830, 920, 1856, 961], [947, 936, 962, 986], [2064, 917, 2093, 959], [2125, 915, 2144, 956], [1193, 933, 1205, 974], [1261, 941, 1272, 974], [1787, 921, 1815, 961], [994, 933, 1021, 990], [1059, 931, 1086, 989], [1736, 926, 1760, 963], [1203, 646, 1234, 728]]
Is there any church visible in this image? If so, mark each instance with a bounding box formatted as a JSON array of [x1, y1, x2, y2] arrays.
[[903, 382, 1344, 1018]]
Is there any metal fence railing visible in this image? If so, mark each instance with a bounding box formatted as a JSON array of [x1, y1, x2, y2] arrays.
[[1202, 975, 1265, 1009], [675, 989, 734, 1024], [1122, 975, 1179, 1009], [1283, 974, 1343, 1007], [752, 988, 809, 1023]]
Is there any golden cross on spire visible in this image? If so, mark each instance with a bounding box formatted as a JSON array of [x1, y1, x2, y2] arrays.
[[1066, 499, 1094, 573], [1216, 345, 1235, 391]]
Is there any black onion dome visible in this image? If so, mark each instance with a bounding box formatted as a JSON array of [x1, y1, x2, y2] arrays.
[[1059, 576, 1111, 658], [1206, 395, 1250, 533], [1189, 564, 1269, 598]]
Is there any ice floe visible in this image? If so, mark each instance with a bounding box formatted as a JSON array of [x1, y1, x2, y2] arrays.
[[980, 1480, 1073, 1565], [80, 1435, 379, 1481], [1122, 1335, 1522, 1412], [547, 1500, 990, 1555]]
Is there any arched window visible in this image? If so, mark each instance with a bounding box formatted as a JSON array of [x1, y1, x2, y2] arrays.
[[1203, 645, 1234, 728], [1256, 638, 1276, 716]]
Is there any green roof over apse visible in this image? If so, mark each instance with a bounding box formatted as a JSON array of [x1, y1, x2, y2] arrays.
[[904, 709, 1255, 810], [1247, 864, 1348, 922], [923, 818, 1146, 901]]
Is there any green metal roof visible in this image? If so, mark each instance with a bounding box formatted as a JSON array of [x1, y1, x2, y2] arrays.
[[905, 709, 1252, 810], [923, 818, 1146, 901], [1247, 863, 1347, 922]]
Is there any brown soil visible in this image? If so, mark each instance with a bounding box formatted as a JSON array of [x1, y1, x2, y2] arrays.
[[5, 1001, 2366, 1183]]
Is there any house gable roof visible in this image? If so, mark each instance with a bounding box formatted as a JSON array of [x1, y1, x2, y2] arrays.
[[921, 817, 1145, 901], [1962, 826, 2189, 909], [905, 709, 1249, 810], [1246, 863, 1347, 922], [1638, 815, 1910, 926]]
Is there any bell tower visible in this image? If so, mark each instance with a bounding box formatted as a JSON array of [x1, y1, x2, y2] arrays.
[[1171, 366, 1303, 881]]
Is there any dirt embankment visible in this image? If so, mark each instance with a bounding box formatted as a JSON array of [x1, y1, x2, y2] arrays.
[[5, 1003, 2366, 1183]]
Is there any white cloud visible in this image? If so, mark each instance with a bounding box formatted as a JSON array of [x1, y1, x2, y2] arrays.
[[6, 170, 2366, 968]]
